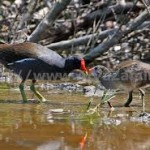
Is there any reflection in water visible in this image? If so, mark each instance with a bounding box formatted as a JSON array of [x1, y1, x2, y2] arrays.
[[37, 140, 62, 150], [0, 91, 149, 150]]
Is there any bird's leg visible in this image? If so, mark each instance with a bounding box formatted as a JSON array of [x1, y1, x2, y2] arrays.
[[107, 101, 113, 108], [101, 90, 115, 110], [124, 90, 133, 107], [19, 80, 28, 103], [30, 80, 47, 102], [139, 88, 145, 111]]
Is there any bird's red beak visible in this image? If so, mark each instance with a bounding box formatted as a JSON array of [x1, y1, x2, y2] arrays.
[[80, 59, 88, 74]]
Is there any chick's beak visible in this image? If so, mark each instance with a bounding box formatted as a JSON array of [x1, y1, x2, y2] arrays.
[[89, 67, 98, 77], [88, 67, 94, 73]]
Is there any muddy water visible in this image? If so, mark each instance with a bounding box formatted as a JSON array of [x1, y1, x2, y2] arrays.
[[0, 89, 150, 150]]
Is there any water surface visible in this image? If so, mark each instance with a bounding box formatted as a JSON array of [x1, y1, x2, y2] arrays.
[[0, 88, 150, 150]]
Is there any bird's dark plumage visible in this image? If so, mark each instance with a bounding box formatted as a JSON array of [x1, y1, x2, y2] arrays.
[[8, 57, 81, 81], [0, 42, 87, 102], [0, 42, 65, 67], [0, 42, 82, 80]]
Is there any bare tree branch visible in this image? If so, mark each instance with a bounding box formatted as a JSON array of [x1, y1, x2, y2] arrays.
[[29, 2, 144, 43], [84, 6, 150, 63], [77, 2, 144, 30], [46, 21, 150, 51], [47, 29, 117, 50], [28, 0, 71, 42]]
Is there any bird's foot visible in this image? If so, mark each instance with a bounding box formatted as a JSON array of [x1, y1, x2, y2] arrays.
[[110, 107, 115, 111], [40, 98, 47, 103], [124, 103, 130, 107], [30, 84, 47, 103], [22, 99, 28, 103]]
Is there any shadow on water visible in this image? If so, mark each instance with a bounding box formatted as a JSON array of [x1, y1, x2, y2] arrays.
[[0, 89, 150, 150]]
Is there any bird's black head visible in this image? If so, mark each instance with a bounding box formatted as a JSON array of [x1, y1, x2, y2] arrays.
[[65, 56, 88, 73]]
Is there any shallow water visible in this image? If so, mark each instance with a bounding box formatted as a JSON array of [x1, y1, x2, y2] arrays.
[[0, 88, 150, 150]]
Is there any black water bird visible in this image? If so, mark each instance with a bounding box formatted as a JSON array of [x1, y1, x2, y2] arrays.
[[0, 42, 88, 102]]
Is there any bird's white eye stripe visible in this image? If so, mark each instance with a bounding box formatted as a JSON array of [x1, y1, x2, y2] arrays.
[[7, 58, 36, 66], [15, 58, 36, 63]]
